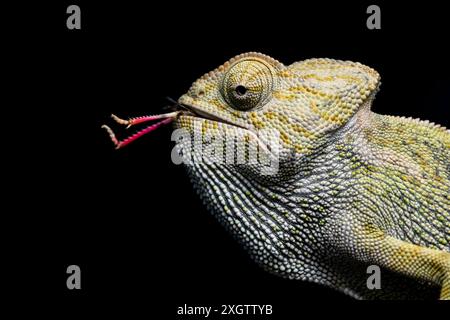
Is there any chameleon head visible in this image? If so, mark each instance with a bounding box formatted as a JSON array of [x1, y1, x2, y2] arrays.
[[175, 52, 380, 179]]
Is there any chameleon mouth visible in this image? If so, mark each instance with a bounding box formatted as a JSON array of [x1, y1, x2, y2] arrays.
[[177, 103, 279, 160], [177, 103, 249, 131]]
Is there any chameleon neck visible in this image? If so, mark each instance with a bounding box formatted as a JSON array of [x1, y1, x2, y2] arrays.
[[184, 103, 449, 285], [184, 118, 364, 282]]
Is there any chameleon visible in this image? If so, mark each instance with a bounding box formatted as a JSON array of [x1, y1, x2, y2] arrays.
[[102, 52, 450, 299]]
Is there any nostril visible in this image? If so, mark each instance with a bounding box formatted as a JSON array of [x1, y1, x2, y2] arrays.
[[197, 89, 205, 97]]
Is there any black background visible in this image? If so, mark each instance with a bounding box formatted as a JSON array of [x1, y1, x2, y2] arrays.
[[6, 0, 450, 316]]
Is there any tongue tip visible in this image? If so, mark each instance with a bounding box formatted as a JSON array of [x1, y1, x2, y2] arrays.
[[103, 114, 176, 149]]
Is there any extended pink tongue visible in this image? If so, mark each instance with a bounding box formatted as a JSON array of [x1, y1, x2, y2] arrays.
[[102, 112, 178, 149]]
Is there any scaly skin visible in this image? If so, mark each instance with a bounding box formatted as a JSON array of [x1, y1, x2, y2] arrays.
[[173, 53, 449, 299], [100, 52, 449, 299]]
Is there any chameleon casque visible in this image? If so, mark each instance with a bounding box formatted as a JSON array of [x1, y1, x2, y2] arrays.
[[103, 52, 450, 299]]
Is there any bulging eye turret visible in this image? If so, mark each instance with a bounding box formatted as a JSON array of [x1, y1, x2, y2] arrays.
[[220, 59, 276, 111]]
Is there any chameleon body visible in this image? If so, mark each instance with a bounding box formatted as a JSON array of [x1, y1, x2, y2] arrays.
[[174, 53, 450, 300], [103, 52, 450, 299]]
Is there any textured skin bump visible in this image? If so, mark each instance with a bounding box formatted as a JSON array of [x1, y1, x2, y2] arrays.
[[175, 53, 450, 299]]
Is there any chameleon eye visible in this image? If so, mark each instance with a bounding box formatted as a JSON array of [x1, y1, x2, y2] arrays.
[[221, 59, 275, 111], [235, 85, 248, 96]]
